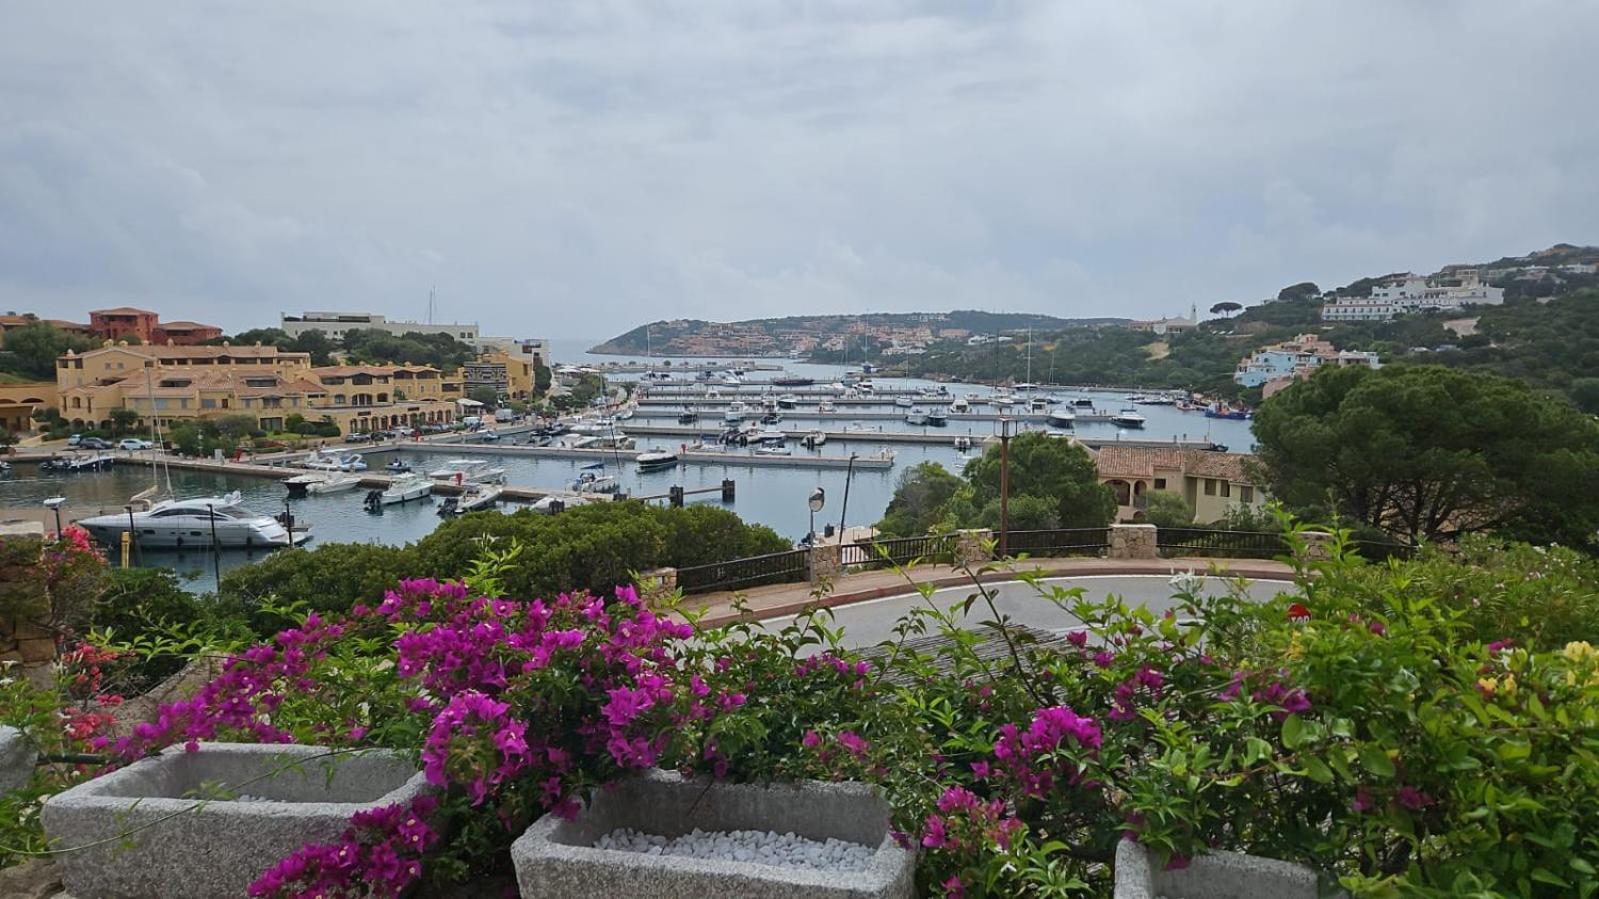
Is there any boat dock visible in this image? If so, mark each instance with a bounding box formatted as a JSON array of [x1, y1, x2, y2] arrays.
[[633, 408, 1110, 424], [395, 441, 895, 470], [614, 424, 1221, 451]]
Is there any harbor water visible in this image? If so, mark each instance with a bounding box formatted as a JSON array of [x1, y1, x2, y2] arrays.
[[3, 340, 1254, 591]]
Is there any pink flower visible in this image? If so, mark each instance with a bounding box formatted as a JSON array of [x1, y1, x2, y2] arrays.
[[838, 731, 869, 757]]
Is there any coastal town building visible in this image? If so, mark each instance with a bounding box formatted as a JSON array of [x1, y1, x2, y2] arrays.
[[0, 314, 92, 338], [1090, 446, 1268, 524], [1321, 271, 1505, 321], [54, 343, 460, 434], [86, 308, 224, 345], [1233, 334, 1380, 389], [1129, 306, 1199, 336], [463, 351, 538, 401], [280, 311, 479, 343], [0, 381, 57, 434]]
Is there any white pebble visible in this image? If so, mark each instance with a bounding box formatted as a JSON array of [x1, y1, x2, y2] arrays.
[[592, 827, 876, 871]]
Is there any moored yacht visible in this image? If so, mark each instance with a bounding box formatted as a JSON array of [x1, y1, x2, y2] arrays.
[[635, 450, 679, 471], [306, 472, 363, 495], [1110, 408, 1147, 429], [1047, 409, 1077, 428], [426, 459, 508, 485], [79, 492, 306, 548]]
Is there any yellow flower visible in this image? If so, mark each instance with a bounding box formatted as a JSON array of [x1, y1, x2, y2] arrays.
[[1563, 641, 1598, 664], [1286, 632, 1303, 660], [1478, 677, 1497, 696], [1502, 674, 1517, 697]]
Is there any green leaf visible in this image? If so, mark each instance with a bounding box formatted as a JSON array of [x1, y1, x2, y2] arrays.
[[1282, 715, 1306, 750], [1303, 756, 1335, 784], [1359, 745, 1396, 778]]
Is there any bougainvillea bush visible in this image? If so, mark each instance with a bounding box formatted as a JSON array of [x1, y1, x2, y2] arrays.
[[3, 530, 1598, 897]]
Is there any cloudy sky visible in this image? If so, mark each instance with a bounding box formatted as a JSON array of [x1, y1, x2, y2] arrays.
[[2, 1, 1595, 339]]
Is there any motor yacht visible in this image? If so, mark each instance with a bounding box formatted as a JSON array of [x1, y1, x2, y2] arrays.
[[635, 450, 679, 471], [306, 472, 363, 495], [905, 410, 929, 426], [572, 469, 620, 494], [948, 398, 971, 414], [1047, 409, 1077, 428], [926, 412, 949, 427], [79, 492, 306, 548], [427, 459, 508, 485], [364, 474, 433, 510], [1110, 408, 1148, 429]]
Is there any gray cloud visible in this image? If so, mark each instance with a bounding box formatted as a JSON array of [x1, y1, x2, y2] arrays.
[[1, 1, 1594, 336]]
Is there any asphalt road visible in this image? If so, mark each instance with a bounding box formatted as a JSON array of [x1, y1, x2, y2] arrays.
[[761, 574, 1297, 650]]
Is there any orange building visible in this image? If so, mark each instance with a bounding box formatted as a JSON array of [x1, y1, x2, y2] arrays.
[[88, 307, 161, 342]]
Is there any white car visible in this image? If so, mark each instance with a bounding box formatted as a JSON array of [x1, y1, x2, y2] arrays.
[[117, 438, 154, 451]]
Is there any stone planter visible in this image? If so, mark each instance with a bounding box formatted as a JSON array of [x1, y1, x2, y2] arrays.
[[42, 742, 429, 899], [512, 769, 915, 899], [1114, 840, 1331, 899], [0, 725, 36, 795]]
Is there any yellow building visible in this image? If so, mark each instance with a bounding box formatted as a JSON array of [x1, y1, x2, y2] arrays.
[[57, 343, 312, 391], [1091, 446, 1267, 524], [55, 347, 460, 435], [0, 381, 57, 433], [463, 352, 536, 401], [309, 365, 462, 404]]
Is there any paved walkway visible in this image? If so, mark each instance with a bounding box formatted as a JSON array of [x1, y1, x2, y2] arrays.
[[677, 556, 1297, 627]]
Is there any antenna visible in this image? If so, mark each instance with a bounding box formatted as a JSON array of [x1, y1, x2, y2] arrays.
[[427, 286, 436, 324]]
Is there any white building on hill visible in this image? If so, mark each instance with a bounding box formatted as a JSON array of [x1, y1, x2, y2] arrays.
[[1321, 271, 1504, 322]]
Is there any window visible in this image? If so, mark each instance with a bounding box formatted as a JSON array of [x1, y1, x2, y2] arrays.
[[1220, 481, 1231, 498], [1204, 479, 1216, 496], [1153, 478, 1167, 490], [201, 399, 216, 409], [1241, 486, 1254, 503]]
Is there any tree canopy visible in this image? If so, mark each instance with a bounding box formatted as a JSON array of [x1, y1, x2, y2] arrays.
[[877, 433, 1116, 538], [0, 320, 97, 380], [1251, 365, 1599, 548]]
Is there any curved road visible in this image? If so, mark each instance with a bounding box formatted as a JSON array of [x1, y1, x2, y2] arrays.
[[760, 575, 1297, 650]]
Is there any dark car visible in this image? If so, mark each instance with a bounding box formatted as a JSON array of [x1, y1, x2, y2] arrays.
[[78, 437, 112, 450], [344, 432, 372, 443]]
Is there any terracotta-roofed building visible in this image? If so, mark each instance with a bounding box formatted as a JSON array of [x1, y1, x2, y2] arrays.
[[89, 307, 161, 342], [1090, 445, 1267, 523], [152, 320, 224, 345]]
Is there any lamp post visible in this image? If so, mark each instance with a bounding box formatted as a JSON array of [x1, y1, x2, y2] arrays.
[[43, 496, 66, 536], [206, 503, 221, 586], [836, 453, 857, 540], [124, 504, 139, 566], [999, 418, 1014, 558], [807, 486, 826, 544]]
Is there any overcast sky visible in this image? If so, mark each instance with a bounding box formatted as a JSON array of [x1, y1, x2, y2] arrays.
[[2, 1, 1595, 339]]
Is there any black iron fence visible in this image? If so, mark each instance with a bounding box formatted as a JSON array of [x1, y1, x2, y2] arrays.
[[676, 548, 810, 594], [842, 534, 957, 571], [1002, 528, 1111, 558], [1156, 528, 1287, 559]]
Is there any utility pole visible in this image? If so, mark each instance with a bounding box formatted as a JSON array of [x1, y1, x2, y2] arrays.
[[999, 418, 1013, 557]]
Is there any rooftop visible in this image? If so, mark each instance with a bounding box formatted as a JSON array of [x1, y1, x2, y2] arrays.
[[1092, 446, 1255, 484]]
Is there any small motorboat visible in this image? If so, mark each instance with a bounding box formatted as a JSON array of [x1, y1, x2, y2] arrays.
[[753, 444, 792, 456], [427, 459, 507, 485], [948, 397, 971, 414], [894, 395, 915, 408], [1047, 409, 1077, 428], [677, 410, 698, 425], [801, 430, 828, 449], [306, 472, 363, 495], [283, 472, 326, 496], [441, 484, 503, 516], [953, 435, 973, 451], [760, 412, 783, 425], [636, 450, 679, 471], [572, 467, 620, 494], [926, 411, 950, 427], [1204, 403, 1252, 420], [615, 408, 635, 421], [776, 394, 799, 409], [364, 473, 433, 511], [757, 426, 787, 446], [905, 410, 929, 426], [1110, 408, 1147, 429], [816, 400, 836, 414], [1072, 397, 1095, 408], [386, 459, 412, 473]]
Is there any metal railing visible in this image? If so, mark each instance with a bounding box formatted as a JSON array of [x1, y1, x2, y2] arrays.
[[676, 548, 810, 594], [1156, 528, 1287, 559], [842, 534, 957, 571], [1002, 528, 1111, 558]]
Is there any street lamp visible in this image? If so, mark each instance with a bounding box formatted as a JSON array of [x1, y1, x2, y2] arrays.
[[999, 417, 1014, 558], [42, 496, 66, 535], [807, 486, 826, 543]]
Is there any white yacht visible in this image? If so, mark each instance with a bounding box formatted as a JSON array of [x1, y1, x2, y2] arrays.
[[1110, 408, 1148, 429], [893, 395, 915, 409], [722, 402, 748, 424], [776, 394, 800, 409], [303, 450, 367, 472], [440, 483, 503, 516], [307, 472, 364, 495], [79, 492, 305, 549], [801, 430, 828, 449], [283, 472, 328, 496], [948, 397, 971, 414], [636, 450, 679, 471], [573, 469, 620, 494], [905, 410, 929, 426], [757, 426, 787, 446], [1047, 409, 1077, 428], [427, 458, 507, 485], [366, 473, 433, 508]]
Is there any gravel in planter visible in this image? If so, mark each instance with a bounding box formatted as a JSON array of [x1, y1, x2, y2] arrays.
[[41, 742, 429, 899], [512, 769, 915, 899], [594, 826, 878, 871], [1114, 839, 1340, 899]]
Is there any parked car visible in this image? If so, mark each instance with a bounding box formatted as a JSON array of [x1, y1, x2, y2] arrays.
[[78, 437, 112, 450], [344, 432, 372, 443], [117, 438, 153, 451], [67, 434, 82, 447]]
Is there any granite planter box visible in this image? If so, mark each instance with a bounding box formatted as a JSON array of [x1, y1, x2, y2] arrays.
[[1114, 839, 1334, 899], [0, 725, 36, 794], [512, 769, 915, 899], [42, 742, 428, 899]]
